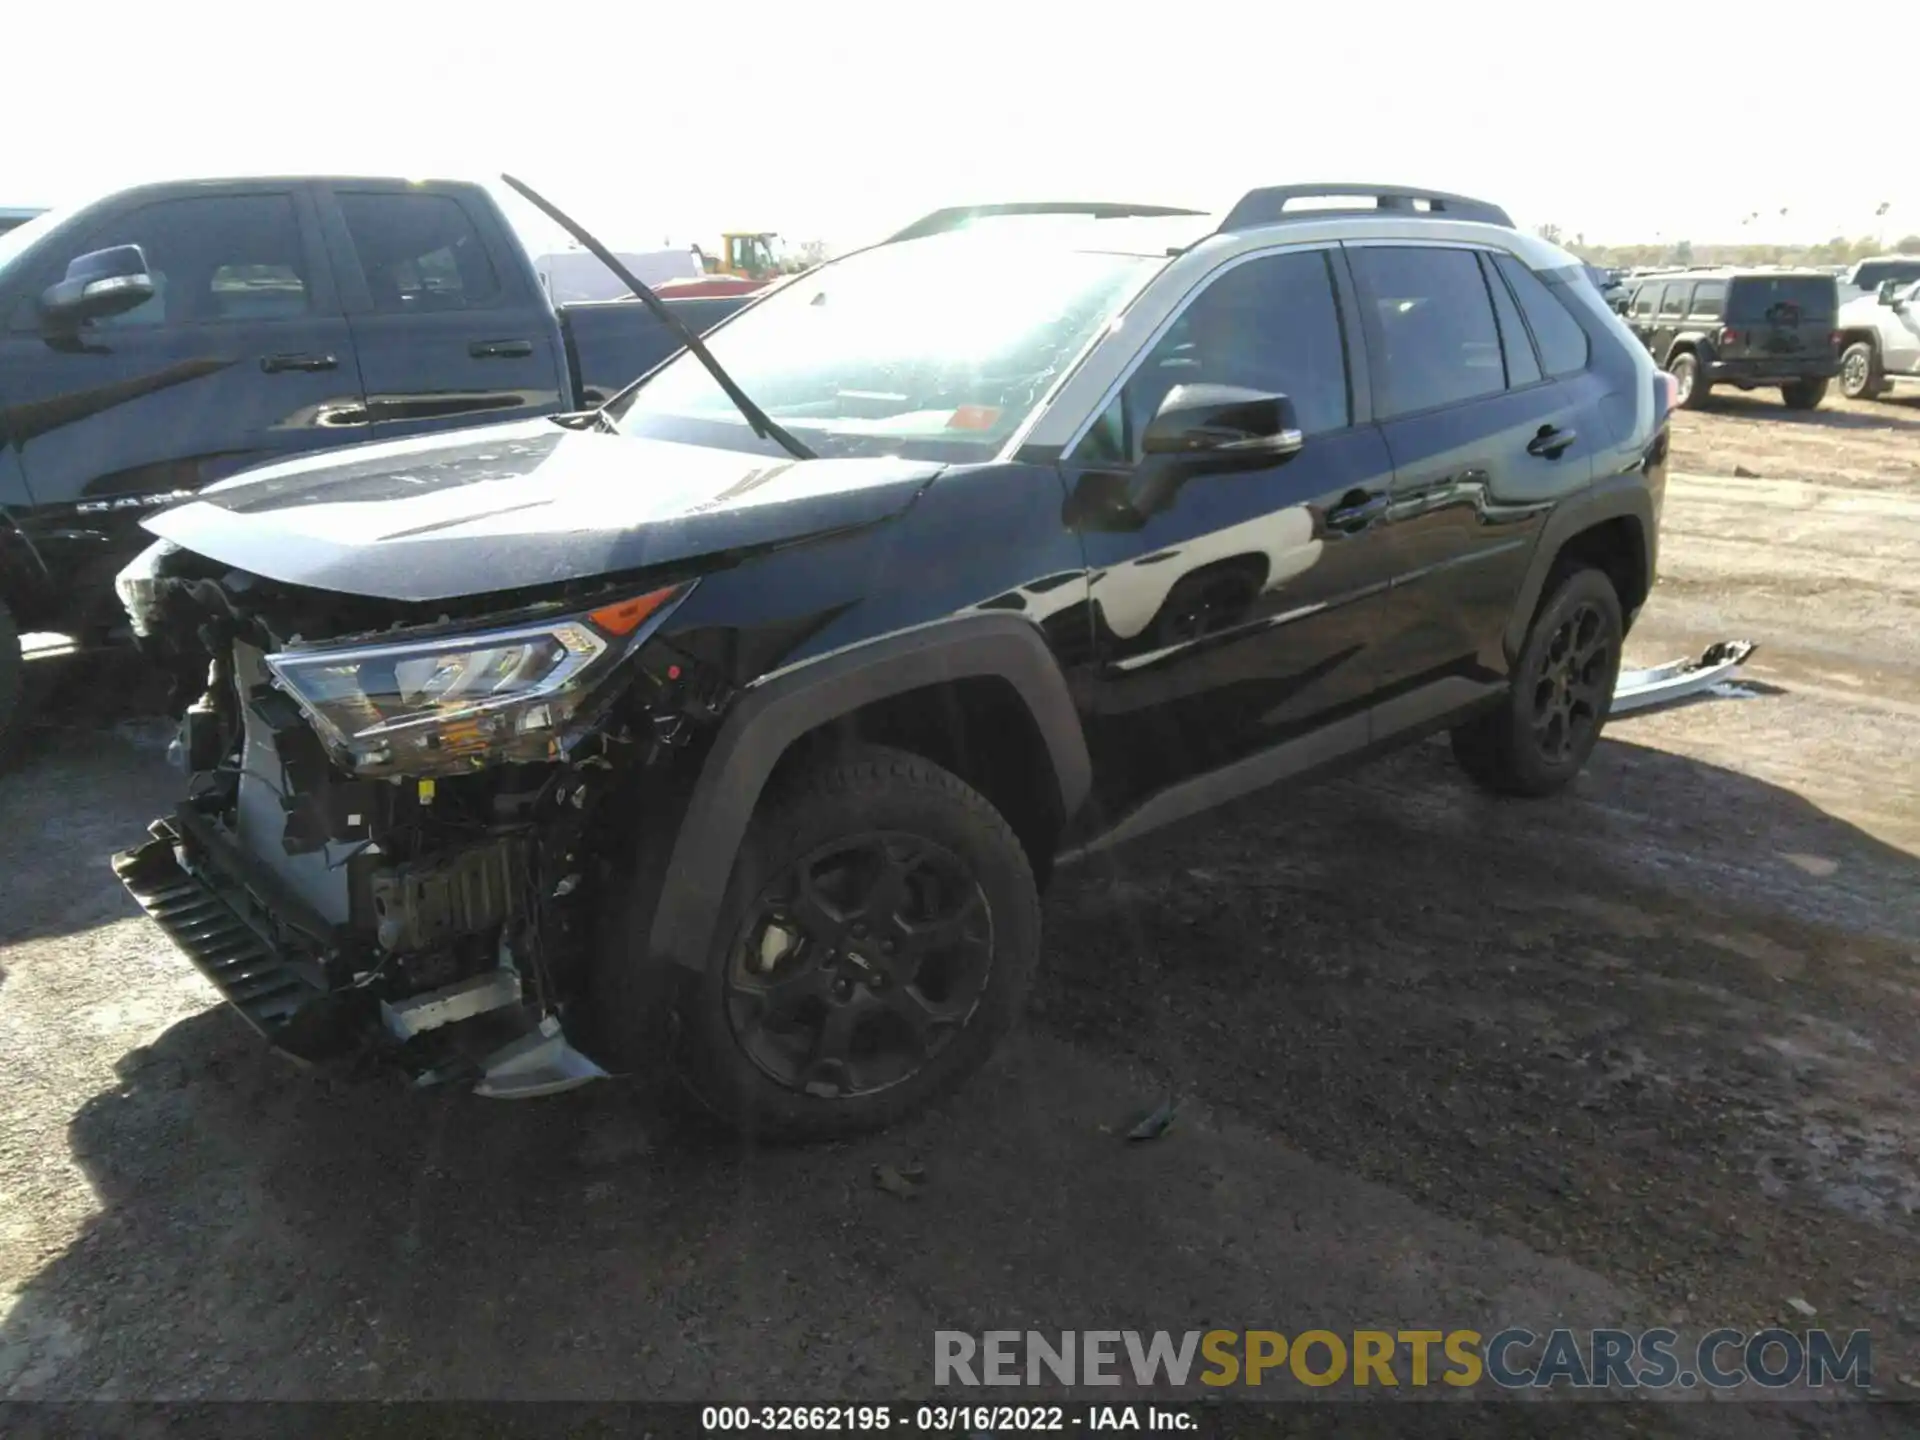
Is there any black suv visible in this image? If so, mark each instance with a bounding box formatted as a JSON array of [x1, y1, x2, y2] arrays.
[[113, 184, 1670, 1139], [1619, 267, 1839, 410]]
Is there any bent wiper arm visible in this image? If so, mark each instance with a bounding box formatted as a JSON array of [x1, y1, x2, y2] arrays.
[[501, 174, 814, 462]]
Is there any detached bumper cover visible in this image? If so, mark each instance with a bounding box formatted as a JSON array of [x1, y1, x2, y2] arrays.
[[1612, 639, 1758, 716]]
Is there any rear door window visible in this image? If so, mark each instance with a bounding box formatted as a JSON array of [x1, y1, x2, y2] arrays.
[[1492, 254, 1590, 377], [1658, 282, 1692, 317], [1629, 284, 1657, 318], [1348, 245, 1505, 418], [337, 193, 502, 313], [1726, 275, 1836, 323]]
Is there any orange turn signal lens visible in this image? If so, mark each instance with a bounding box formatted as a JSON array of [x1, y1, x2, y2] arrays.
[[589, 586, 679, 636]]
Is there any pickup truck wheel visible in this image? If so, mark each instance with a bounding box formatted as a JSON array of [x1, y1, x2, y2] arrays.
[[1669, 351, 1711, 409], [0, 599, 27, 769], [664, 744, 1039, 1142], [1451, 567, 1622, 798], [1839, 341, 1882, 401], [1780, 378, 1827, 411]]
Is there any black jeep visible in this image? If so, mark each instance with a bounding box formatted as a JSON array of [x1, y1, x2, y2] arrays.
[[113, 184, 1669, 1139], [1619, 268, 1839, 411]]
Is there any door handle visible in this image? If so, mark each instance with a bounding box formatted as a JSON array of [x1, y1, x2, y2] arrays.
[[1526, 425, 1577, 459], [261, 352, 337, 373], [1326, 489, 1389, 533], [469, 338, 534, 359]]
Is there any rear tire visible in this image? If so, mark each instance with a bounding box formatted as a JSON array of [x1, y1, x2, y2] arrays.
[[606, 744, 1041, 1142], [1780, 378, 1827, 411], [1838, 341, 1883, 401], [1452, 567, 1623, 798], [0, 599, 27, 770], [1669, 351, 1711, 409]]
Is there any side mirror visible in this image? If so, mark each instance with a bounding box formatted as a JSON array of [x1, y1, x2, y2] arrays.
[[41, 245, 155, 325], [1140, 383, 1303, 462], [1876, 279, 1903, 306], [1130, 384, 1302, 517]]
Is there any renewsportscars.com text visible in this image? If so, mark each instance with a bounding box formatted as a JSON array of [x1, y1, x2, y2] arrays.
[[934, 1328, 1873, 1391]]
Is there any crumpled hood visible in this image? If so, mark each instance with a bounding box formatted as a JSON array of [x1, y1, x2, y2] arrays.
[[141, 418, 943, 602]]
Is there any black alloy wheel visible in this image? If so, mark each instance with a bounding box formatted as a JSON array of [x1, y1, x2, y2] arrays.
[[725, 831, 994, 1099], [1528, 599, 1612, 768]]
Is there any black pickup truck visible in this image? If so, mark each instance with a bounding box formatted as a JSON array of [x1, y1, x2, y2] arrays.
[[0, 175, 747, 756]]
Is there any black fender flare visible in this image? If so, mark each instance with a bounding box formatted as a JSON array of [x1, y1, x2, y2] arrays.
[[645, 612, 1092, 972], [1503, 473, 1655, 664], [1661, 332, 1712, 369]]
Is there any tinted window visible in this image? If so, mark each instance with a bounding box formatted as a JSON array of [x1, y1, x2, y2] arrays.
[[1479, 253, 1542, 388], [1689, 280, 1727, 318], [1726, 275, 1836, 323], [1076, 249, 1350, 462], [1494, 254, 1590, 377], [1629, 284, 1657, 318], [1658, 282, 1692, 317], [1349, 246, 1504, 418], [338, 193, 501, 313], [64, 194, 309, 329]]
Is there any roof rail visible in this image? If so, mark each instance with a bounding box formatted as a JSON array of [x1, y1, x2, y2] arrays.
[[885, 201, 1207, 245], [1220, 184, 1513, 232]]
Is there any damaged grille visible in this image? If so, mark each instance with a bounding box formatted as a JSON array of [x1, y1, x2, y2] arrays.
[[113, 827, 330, 1049]]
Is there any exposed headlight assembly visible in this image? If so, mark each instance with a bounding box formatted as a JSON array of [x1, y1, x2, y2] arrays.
[[264, 584, 689, 778]]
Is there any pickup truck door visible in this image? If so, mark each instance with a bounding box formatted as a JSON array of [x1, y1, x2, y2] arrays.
[[0, 185, 367, 630], [317, 184, 570, 438], [1885, 283, 1920, 374]]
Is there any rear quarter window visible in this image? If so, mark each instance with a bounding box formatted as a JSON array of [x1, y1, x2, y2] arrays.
[[1688, 281, 1727, 319], [1492, 254, 1589, 377]]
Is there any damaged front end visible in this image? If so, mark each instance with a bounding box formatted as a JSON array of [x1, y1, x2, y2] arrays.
[[112, 541, 710, 1098]]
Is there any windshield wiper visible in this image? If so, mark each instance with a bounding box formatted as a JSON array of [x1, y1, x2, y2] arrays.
[[501, 174, 814, 462]]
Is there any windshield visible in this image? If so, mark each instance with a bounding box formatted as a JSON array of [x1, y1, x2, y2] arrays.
[[0, 205, 68, 281], [609, 232, 1161, 461], [1854, 259, 1920, 290]]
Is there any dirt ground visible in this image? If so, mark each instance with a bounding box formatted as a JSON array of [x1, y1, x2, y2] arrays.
[[1, 390, 1916, 1434]]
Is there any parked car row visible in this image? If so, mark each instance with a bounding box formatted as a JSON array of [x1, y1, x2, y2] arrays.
[[1596, 252, 1920, 413], [1612, 268, 1840, 411], [0, 176, 754, 757]]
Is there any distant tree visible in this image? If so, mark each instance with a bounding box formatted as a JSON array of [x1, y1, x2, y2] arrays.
[[795, 239, 833, 266], [1535, 222, 1563, 244], [1896, 235, 1920, 253], [1671, 239, 1693, 265]]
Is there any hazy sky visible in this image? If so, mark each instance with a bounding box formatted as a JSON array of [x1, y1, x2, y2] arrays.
[[5, 1, 1902, 255]]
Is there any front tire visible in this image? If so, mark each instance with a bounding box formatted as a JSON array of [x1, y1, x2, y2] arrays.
[[1780, 378, 1827, 411], [1838, 341, 1883, 401], [659, 745, 1040, 1142], [1452, 567, 1623, 798], [1670, 351, 1711, 409]]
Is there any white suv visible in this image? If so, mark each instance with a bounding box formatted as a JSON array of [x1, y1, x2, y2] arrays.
[[1837, 278, 1920, 400]]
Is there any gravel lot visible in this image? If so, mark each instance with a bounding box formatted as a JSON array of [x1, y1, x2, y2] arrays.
[[2, 392, 1916, 1434]]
